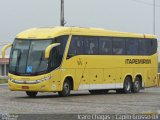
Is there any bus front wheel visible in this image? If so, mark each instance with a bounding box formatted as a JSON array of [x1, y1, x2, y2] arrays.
[[58, 80, 71, 97], [26, 91, 38, 98]]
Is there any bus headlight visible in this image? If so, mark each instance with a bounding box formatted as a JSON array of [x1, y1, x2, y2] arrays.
[[36, 76, 51, 83]]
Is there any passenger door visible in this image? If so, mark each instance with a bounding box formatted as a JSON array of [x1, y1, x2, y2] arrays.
[[67, 36, 90, 90]]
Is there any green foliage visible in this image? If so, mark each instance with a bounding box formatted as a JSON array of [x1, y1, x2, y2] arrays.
[[0, 79, 7, 84]]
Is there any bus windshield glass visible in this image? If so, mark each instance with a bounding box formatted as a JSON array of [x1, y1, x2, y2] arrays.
[[9, 36, 68, 76], [9, 39, 52, 75]]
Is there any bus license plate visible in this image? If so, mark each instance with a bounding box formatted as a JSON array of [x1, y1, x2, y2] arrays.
[[22, 86, 29, 89]]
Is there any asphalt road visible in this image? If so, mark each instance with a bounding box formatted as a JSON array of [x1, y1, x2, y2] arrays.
[[0, 85, 160, 115]]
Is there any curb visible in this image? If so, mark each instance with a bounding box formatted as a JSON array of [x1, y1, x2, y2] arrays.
[[0, 83, 7, 86]]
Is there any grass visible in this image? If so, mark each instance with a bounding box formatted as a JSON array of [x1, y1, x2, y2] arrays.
[[0, 79, 8, 84]]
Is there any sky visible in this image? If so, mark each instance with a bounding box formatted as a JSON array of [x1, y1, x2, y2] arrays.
[[0, 0, 160, 56]]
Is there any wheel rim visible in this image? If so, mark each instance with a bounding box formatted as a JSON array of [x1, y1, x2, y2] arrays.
[[134, 81, 140, 91], [126, 81, 131, 91], [64, 82, 69, 94]]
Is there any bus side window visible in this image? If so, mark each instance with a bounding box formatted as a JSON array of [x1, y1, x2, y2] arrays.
[[49, 36, 68, 70], [145, 39, 157, 55], [68, 36, 84, 58], [99, 37, 112, 55], [84, 37, 98, 55], [139, 39, 150, 55], [50, 47, 60, 69], [112, 38, 125, 55], [68, 37, 76, 56], [76, 37, 84, 55], [139, 40, 145, 55], [150, 39, 157, 55], [126, 39, 138, 55]]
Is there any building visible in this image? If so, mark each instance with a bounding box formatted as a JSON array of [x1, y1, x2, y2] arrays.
[[0, 55, 9, 77]]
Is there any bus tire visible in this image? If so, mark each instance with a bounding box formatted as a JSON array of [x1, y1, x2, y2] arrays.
[[58, 79, 71, 97], [123, 77, 132, 93], [132, 77, 141, 93], [26, 91, 38, 98]]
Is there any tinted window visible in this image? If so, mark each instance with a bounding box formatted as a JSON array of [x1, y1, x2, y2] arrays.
[[99, 37, 112, 55], [49, 36, 68, 70], [112, 38, 125, 55], [68, 36, 84, 56], [139, 39, 157, 55], [149, 39, 157, 55], [139, 40, 149, 55], [126, 39, 139, 55], [68, 36, 157, 56], [84, 37, 99, 55], [139, 39, 147, 55], [68, 37, 76, 56], [9, 40, 30, 73]]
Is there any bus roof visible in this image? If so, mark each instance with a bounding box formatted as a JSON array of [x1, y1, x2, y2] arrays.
[[16, 26, 156, 39]]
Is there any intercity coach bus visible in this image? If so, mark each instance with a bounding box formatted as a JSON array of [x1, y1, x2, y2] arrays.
[[2, 27, 158, 97]]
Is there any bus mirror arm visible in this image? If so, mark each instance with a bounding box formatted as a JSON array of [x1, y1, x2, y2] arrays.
[[45, 43, 61, 59], [2, 44, 12, 58], [67, 54, 75, 59]]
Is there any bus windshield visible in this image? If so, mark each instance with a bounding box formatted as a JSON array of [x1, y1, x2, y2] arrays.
[[9, 39, 52, 75]]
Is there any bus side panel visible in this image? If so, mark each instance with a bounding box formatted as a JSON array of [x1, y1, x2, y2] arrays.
[[103, 68, 116, 89], [77, 69, 90, 90], [89, 69, 103, 90], [60, 68, 76, 90], [62, 55, 89, 90], [133, 67, 144, 86], [115, 68, 124, 89], [121, 68, 133, 82], [145, 54, 158, 87], [146, 68, 157, 87], [50, 69, 61, 91]]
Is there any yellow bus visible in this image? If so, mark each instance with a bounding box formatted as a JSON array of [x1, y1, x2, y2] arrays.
[[2, 27, 158, 97]]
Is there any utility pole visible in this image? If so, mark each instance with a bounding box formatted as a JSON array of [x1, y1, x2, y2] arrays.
[[153, 0, 156, 35], [60, 0, 65, 26]]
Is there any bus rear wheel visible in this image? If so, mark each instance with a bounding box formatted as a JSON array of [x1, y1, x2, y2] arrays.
[[26, 91, 38, 98], [132, 77, 141, 93], [116, 77, 132, 94], [58, 80, 71, 97], [123, 77, 132, 93]]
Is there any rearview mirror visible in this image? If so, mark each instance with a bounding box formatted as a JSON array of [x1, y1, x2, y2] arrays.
[[2, 44, 12, 58], [45, 43, 61, 59]]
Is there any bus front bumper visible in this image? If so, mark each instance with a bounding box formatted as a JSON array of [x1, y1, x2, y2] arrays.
[[8, 79, 56, 92]]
